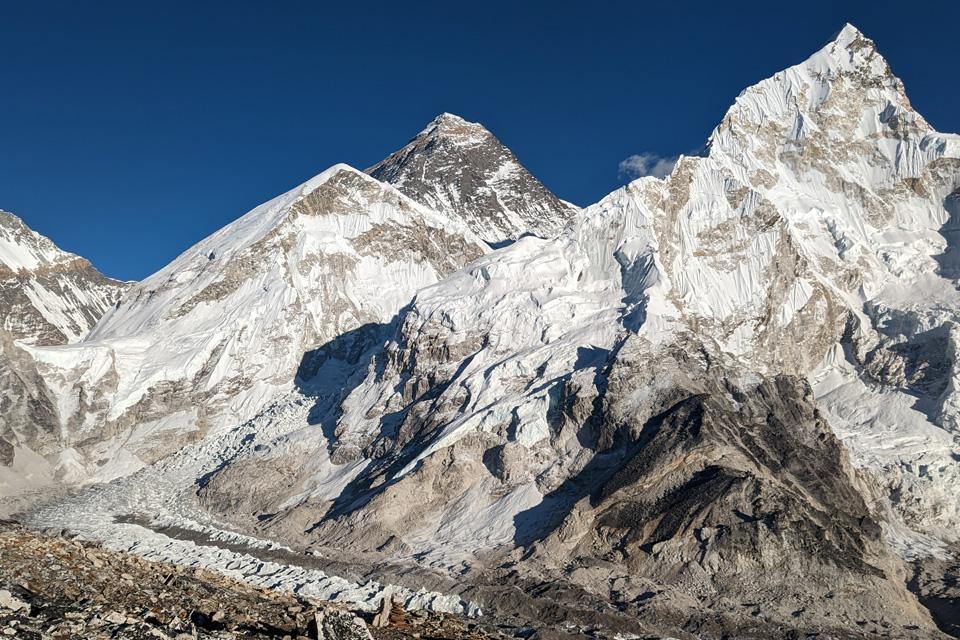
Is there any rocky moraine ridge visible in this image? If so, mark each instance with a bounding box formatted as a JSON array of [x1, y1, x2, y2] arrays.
[[0, 520, 502, 640], [2, 23, 960, 640]]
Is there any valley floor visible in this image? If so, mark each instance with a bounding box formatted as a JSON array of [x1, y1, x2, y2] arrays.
[[3, 514, 957, 640], [0, 521, 497, 640]]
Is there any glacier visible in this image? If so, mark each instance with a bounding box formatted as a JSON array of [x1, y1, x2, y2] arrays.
[[3, 23, 960, 640]]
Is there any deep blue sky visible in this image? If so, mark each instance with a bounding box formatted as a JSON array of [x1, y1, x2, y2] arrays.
[[2, 1, 958, 280]]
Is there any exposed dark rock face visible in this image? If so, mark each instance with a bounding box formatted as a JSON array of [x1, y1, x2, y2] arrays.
[[910, 554, 960, 637], [504, 358, 928, 636], [197, 340, 946, 637], [368, 113, 577, 243]]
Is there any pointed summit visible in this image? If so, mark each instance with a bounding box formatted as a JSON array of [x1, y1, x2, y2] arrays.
[[433, 111, 467, 123], [417, 112, 492, 138], [832, 22, 866, 45], [803, 22, 902, 82], [414, 112, 492, 145], [0, 210, 127, 344], [707, 23, 931, 176], [368, 113, 577, 244]]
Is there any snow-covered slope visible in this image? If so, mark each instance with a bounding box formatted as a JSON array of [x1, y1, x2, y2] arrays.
[[184, 24, 960, 635], [10, 24, 960, 639], [368, 113, 578, 243], [244, 22, 960, 543], [0, 211, 128, 499], [0, 210, 127, 345], [2, 165, 487, 493]]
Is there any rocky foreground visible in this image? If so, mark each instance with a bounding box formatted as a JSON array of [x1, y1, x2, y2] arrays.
[[0, 521, 500, 640]]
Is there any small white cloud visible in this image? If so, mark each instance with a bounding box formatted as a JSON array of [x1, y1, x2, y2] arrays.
[[618, 152, 678, 180]]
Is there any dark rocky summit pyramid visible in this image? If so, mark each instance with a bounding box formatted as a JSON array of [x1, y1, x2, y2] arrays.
[[368, 113, 578, 244]]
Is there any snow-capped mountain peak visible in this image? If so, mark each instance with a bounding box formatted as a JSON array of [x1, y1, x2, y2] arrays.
[[0, 210, 67, 273], [825, 22, 893, 71], [415, 112, 492, 146], [367, 113, 578, 244], [831, 22, 870, 48], [817, 22, 912, 102], [8, 25, 960, 639], [0, 210, 127, 345], [5, 162, 488, 489]]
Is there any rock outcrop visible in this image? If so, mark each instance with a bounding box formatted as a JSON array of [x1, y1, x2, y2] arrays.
[[0, 210, 127, 346], [0, 521, 497, 639], [368, 113, 578, 244]]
